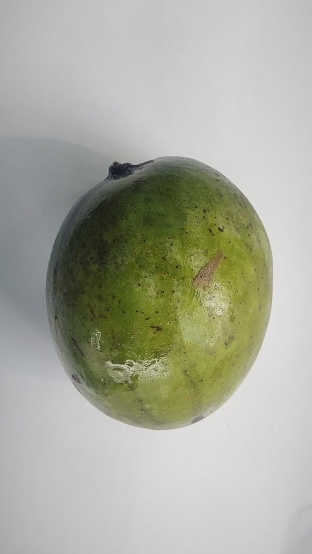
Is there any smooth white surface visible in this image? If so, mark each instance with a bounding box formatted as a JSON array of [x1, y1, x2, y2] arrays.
[[1, 1, 312, 553]]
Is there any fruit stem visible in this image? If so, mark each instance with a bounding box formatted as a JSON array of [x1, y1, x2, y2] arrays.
[[108, 162, 135, 180], [107, 159, 154, 180]]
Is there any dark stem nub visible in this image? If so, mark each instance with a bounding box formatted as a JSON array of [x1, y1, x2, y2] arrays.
[[108, 161, 135, 180], [107, 159, 154, 180]]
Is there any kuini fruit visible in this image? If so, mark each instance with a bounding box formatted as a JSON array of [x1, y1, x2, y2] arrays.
[[46, 157, 272, 429]]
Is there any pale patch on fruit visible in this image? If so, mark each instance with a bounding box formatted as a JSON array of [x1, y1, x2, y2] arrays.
[[188, 248, 208, 272], [106, 357, 169, 384], [177, 305, 215, 349], [202, 284, 229, 317], [177, 283, 231, 350], [90, 329, 102, 350]]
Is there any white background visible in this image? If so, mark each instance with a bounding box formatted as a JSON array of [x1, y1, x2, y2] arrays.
[[1, 1, 312, 553]]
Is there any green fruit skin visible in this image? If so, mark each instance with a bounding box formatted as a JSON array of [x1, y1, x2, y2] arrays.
[[46, 157, 272, 430]]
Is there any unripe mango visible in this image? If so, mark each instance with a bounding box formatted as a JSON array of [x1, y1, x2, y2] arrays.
[[46, 157, 272, 429]]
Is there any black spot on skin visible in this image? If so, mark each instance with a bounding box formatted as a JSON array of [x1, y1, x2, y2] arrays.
[[88, 304, 96, 320], [192, 415, 204, 424], [52, 262, 58, 297], [71, 337, 84, 357], [218, 225, 225, 232], [71, 373, 81, 384], [151, 325, 163, 332]]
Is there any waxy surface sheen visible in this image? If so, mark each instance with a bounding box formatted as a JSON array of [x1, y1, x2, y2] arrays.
[[46, 157, 272, 429]]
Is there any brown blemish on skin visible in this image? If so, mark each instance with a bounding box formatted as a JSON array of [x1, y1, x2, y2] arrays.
[[193, 252, 224, 288]]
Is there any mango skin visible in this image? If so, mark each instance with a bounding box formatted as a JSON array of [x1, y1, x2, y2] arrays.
[[46, 157, 272, 429]]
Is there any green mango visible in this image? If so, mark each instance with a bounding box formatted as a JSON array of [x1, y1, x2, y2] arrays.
[[46, 157, 272, 429]]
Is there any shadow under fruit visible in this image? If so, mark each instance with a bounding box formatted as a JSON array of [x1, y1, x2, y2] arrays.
[[46, 157, 273, 429]]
